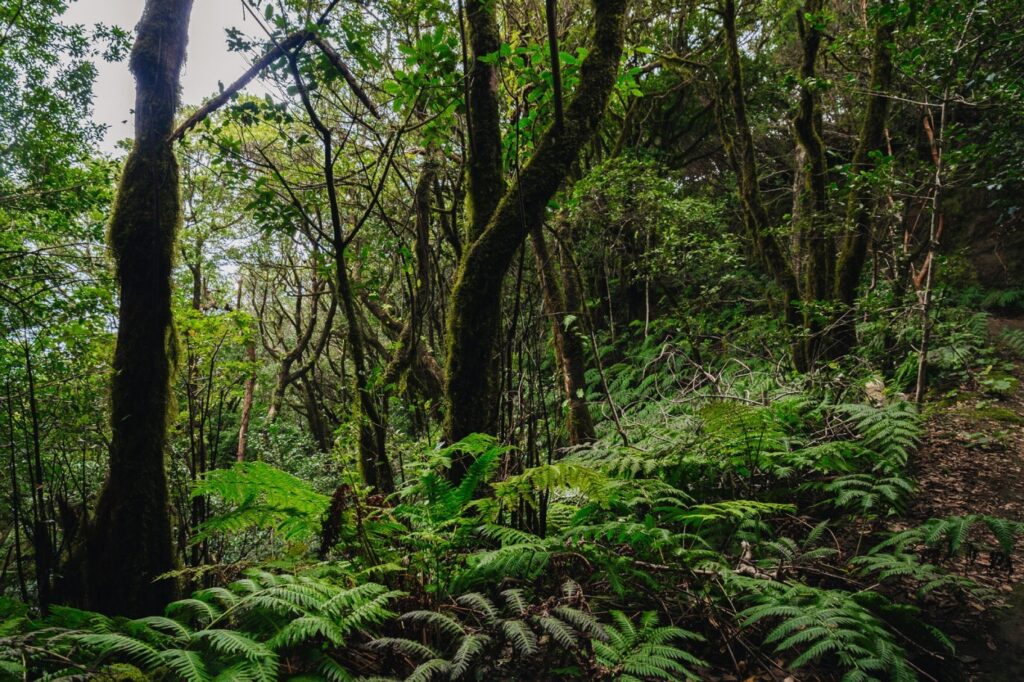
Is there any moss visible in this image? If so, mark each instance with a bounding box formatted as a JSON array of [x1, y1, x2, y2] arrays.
[[463, 0, 505, 243], [85, 0, 193, 617], [444, 0, 629, 477], [94, 664, 149, 682], [966, 405, 1024, 425]]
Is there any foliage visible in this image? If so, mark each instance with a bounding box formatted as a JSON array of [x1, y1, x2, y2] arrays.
[[1, 570, 402, 680], [193, 461, 332, 544], [593, 610, 706, 681], [736, 577, 919, 682]]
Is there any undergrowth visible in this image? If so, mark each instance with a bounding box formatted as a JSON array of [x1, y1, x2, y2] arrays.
[[2, 312, 1022, 681]]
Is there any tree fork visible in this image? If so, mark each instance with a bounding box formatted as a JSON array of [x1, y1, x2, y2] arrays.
[[444, 0, 630, 479]]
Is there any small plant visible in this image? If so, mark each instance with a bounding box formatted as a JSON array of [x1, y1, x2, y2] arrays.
[[735, 577, 919, 682], [1, 570, 402, 680], [593, 610, 707, 681]]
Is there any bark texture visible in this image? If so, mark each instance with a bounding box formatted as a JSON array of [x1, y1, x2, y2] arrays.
[[86, 0, 194, 616], [792, 0, 834, 366], [531, 225, 595, 446], [444, 0, 629, 478]]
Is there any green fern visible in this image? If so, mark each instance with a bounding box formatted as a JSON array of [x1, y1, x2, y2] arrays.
[[818, 472, 916, 516], [369, 581, 604, 679], [835, 401, 921, 471], [872, 515, 1024, 561], [593, 610, 706, 681], [735, 577, 916, 682], [193, 461, 331, 543], [999, 328, 1024, 358], [2, 570, 401, 680]]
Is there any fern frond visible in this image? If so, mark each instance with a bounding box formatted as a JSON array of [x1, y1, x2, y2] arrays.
[[160, 649, 211, 682]]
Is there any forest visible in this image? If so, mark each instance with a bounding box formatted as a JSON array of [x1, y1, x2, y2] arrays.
[[1, 0, 1024, 679]]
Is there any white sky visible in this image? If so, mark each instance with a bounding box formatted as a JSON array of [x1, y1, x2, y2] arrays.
[[63, 0, 267, 153]]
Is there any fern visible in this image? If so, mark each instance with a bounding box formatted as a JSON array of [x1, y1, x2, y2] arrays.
[[835, 401, 921, 471], [734, 577, 916, 681], [160, 649, 212, 682], [193, 462, 331, 543], [872, 515, 1024, 563], [2, 570, 401, 680], [818, 472, 916, 516], [594, 610, 706, 681], [851, 552, 989, 598], [999, 328, 1024, 358], [370, 584, 605, 679]]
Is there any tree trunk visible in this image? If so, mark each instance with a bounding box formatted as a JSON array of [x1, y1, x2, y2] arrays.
[[86, 0, 194, 616], [718, 0, 804, 364], [791, 0, 834, 367], [236, 341, 256, 462], [831, 4, 895, 354], [444, 0, 629, 479], [463, 0, 505, 243], [530, 225, 595, 446]]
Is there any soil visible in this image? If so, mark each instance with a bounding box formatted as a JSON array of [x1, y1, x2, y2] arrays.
[[908, 317, 1024, 681]]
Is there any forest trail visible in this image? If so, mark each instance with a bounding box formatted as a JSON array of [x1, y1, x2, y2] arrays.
[[910, 316, 1024, 681]]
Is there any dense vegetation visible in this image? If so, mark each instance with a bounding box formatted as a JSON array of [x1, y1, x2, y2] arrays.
[[2, 0, 1023, 679]]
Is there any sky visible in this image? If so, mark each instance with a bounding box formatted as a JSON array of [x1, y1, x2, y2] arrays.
[[63, 0, 267, 153]]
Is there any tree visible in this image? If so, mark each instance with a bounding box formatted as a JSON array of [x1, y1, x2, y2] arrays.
[[86, 0, 194, 616], [444, 0, 630, 477], [716, 0, 894, 370]]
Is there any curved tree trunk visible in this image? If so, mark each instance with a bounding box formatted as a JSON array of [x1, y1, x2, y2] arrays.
[[86, 0, 194, 616], [444, 0, 629, 479], [832, 5, 895, 354]]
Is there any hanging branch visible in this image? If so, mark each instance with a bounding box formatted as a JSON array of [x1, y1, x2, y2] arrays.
[[169, 0, 367, 143]]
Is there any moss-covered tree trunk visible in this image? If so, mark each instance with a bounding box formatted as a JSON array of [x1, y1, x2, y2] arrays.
[[463, 0, 506, 244], [444, 0, 629, 479], [718, 0, 805, 367], [86, 0, 193, 617], [832, 5, 895, 354], [718, 0, 894, 371], [791, 0, 835, 367], [530, 225, 595, 446]]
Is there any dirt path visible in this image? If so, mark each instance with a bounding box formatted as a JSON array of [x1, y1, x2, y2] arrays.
[[909, 318, 1024, 681]]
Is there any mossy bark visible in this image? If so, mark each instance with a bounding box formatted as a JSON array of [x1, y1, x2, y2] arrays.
[[832, 7, 895, 354], [719, 0, 894, 370], [530, 225, 595, 446], [86, 0, 194, 617], [444, 0, 629, 478], [791, 0, 835, 367], [463, 0, 506, 244], [718, 0, 804, 365]]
